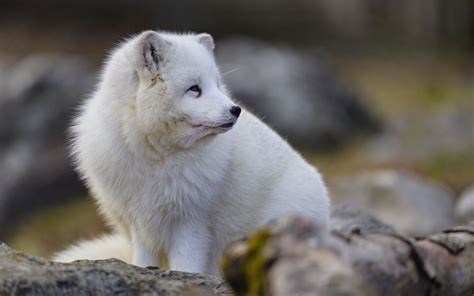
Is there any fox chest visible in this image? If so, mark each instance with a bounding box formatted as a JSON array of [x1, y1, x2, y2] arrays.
[[106, 161, 225, 221]]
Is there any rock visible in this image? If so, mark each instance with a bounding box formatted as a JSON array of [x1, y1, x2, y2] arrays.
[[224, 209, 397, 295], [222, 216, 474, 296], [331, 204, 398, 236], [455, 185, 474, 223], [0, 56, 93, 237], [222, 216, 371, 296], [330, 170, 456, 236], [0, 243, 231, 296], [216, 38, 380, 149], [367, 105, 474, 163]]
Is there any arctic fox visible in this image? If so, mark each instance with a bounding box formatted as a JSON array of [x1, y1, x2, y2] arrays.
[[54, 30, 330, 275]]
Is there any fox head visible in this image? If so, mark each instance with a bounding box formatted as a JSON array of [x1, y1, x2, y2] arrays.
[[103, 31, 240, 150]]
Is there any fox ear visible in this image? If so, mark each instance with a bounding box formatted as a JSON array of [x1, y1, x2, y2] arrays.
[[139, 31, 168, 74], [197, 33, 215, 52]]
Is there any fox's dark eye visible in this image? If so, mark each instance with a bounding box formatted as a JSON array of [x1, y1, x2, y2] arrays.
[[187, 85, 202, 97]]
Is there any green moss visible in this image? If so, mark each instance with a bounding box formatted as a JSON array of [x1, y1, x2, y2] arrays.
[[221, 229, 272, 296], [243, 229, 271, 296]]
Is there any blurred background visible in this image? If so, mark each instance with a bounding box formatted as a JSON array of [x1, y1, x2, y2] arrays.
[[0, 0, 472, 257]]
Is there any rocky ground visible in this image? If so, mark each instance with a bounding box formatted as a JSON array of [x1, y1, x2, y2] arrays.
[[1, 204, 473, 295], [0, 243, 231, 296], [331, 170, 457, 236], [223, 215, 474, 296]]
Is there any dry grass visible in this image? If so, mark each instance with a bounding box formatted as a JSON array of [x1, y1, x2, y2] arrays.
[[330, 50, 472, 115], [6, 197, 107, 258]]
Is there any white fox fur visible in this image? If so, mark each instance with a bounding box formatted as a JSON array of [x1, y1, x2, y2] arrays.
[[54, 234, 132, 263], [53, 30, 330, 275]]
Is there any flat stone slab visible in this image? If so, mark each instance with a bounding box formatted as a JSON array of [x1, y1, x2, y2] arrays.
[[0, 243, 231, 296]]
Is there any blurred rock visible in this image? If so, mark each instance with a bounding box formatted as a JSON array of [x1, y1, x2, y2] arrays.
[[222, 216, 474, 296], [216, 38, 380, 148], [0, 56, 93, 237], [222, 216, 370, 296], [0, 243, 230, 296], [367, 105, 474, 163], [330, 170, 456, 236], [331, 204, 398, 236], [455, 185, 474, 223]]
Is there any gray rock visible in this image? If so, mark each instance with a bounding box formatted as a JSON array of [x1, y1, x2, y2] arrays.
[[222, 216, 474, 296], [216, 38, 379, 148], [330, 170, 456, 236], [331, 204, 398, 237], [367, 105, 474, 163], [0, 56, 93, 237], [0, 243, 231, 296], [222, 216, 371, 296], [455, 185, 474, 223]]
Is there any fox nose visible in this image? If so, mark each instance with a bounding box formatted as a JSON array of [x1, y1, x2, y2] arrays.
[[230, 106, 241, 118]]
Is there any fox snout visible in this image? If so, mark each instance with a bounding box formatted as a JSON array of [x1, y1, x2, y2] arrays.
[[229, 106, 241, 118]]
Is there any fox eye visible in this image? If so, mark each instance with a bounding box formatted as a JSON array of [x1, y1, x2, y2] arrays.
[[187, 85, 202, 97]]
